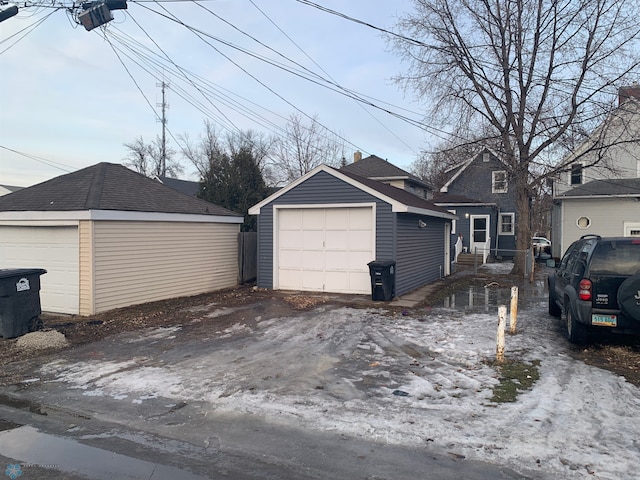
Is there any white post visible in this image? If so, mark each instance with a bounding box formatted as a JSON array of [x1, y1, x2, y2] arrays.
[[497, 305, 507, 363], [510, 286, 518, 334]]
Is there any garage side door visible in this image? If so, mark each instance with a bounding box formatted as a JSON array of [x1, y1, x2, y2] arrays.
[[277, 207, 374, 294], [0, 226, 79, 314]]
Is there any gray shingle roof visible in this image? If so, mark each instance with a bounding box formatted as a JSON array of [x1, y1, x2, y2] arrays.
[[0, 163, 241, 217], [337, 168, 452, 216], [157, 175, 201, 197], [340, 155, 431, 189], [558, 178, 640, 197]]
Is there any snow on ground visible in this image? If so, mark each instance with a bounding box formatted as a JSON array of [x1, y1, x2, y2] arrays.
[[38, 284, 640, 480]]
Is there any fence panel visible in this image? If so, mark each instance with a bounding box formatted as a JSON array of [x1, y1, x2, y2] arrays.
[[238, 232, 257, 284]]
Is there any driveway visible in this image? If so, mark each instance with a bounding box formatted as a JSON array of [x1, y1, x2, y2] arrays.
[[0, 264, 639, 479]]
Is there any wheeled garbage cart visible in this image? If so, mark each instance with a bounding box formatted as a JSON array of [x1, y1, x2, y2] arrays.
[[0, 268, 47, 338], [367, 260, 396, 301]]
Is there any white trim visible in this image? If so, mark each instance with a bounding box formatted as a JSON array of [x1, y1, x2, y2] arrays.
[[448, 209, 457, 234], [0, 210, 243, 224], [434, 202, 496, 207], [556, 193, 640, 199], [249, 164, 456, 220], [272, 204, 377, 291], [576, 216, 591, 229], [0, 220, 79, 227]]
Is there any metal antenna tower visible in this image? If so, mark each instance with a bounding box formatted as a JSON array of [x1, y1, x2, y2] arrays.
[[156, 78, 169, 176]]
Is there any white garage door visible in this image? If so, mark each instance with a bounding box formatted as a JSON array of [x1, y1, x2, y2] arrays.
[[277, 207, 374, 294], [0, 226, 79, 314]]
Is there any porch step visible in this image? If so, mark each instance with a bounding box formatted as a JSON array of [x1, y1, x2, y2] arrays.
[[456, 253, 484, 265]]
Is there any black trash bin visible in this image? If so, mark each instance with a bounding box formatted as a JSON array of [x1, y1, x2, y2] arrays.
[[367, 260, 396, 301], [0, 268, 47, 338]]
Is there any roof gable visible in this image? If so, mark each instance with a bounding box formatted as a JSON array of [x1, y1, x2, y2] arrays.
[[249, 165, 455, 219], [0, 163, 240, 217], [440, 147, 505, 193]]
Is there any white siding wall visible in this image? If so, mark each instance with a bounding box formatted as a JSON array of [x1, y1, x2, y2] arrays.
[[559, 198, 640, 255], [92, 221, 239, 314]]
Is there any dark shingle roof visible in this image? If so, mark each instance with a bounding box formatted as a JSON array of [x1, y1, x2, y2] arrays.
[[0, 184, 23, 193], [340, 155, 431, 189], [559, 178, 640, 197], [157, 176, 201, 197], [0, 163, 240, 217], [337, 168, 452, 216]]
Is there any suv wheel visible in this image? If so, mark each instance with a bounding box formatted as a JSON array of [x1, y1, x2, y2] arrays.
[[566, 305, 587, 344], [617, 275, 640, 322]]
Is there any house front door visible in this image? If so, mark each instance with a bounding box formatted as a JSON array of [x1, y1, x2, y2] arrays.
[[470, 215, 490, 255]]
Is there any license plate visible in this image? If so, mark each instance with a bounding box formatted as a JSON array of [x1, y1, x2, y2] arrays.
[[592, 314, 617, 327]]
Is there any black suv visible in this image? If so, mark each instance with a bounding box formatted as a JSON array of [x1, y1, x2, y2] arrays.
[[548, 235, 640, 343]]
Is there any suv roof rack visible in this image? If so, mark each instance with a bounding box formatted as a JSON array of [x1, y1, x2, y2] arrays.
[[580, 234, 602, 239]]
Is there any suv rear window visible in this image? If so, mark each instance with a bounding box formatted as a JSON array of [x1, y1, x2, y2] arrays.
[[589, 241, 640, 276]]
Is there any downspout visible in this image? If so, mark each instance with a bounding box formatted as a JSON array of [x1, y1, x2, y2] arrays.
[[495, 206, 500, 257]]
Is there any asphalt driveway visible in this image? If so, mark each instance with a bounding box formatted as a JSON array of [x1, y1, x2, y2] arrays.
[[1, 265, 639, 479]]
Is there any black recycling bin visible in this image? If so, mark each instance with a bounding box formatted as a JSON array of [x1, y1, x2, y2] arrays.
[[367, 260, 396, 301], [0, 268, 47, 339]]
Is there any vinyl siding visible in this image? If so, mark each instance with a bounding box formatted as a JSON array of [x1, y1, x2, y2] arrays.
[[396, 214, 446, 295], [256, 170, 394, 289], [79, 221, 94, 316], [560, 197, 640, 255], [92, 221, 239, 313]]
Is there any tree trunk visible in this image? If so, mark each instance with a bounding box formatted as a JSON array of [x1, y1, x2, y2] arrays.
[[512, 177, 532, 276]]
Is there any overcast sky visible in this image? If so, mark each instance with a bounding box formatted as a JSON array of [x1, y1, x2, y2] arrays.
[[0, 0, 437, 188]]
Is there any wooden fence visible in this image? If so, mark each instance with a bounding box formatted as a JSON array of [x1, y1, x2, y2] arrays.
[[238, 232, 257, 284]]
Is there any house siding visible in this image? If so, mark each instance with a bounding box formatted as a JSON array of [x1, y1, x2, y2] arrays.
[[256, 170, 394, 289], [559, 197, 640, 255], [79, 221, 94, 316], [91, 221, 239, 314], [396, 214, 447, 295]]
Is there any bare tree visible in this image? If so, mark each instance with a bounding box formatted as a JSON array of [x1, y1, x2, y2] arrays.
[[182, 121, 277, 187], [123, 135, 183, 178], [271, 113, 346, 184], [393, 0, 640, 274]]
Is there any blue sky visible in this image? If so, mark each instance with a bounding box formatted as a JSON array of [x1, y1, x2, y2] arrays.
[[0, 0, 434, 187]]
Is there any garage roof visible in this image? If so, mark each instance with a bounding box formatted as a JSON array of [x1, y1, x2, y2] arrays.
[[0, 163, 242, 221], [249, 165, 456, 220]]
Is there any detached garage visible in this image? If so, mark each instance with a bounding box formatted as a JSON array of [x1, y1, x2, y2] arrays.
[[249, 165, 457, 297], [0, 163, 243, 315]]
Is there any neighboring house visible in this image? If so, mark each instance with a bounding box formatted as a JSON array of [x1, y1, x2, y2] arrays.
[[0, 163, 243, 315], [552, 178, 640, 256], [340, 153, 434, 200], [155, 175, 201, 197], [436, 149, 518, 260], [0, 184, 23, 196], [248, 165, 457, 297], [551, 86, 640, 256]]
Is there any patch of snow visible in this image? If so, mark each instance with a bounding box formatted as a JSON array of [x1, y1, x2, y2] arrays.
[[38, 304, 640, 479]]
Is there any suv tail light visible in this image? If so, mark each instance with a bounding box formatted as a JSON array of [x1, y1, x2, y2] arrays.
[[579, 279, 592, 301]]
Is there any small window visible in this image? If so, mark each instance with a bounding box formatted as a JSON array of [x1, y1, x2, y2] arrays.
[[577, 216, 591, 229], [482, 152, 490, 162], [499, 213, 515, 235], [570, 164, 583, 185], [492, 171, 508, 193]]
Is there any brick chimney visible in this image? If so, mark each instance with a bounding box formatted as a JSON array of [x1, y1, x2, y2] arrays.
[[353, 151, 362, 162], [619, 84, 640, 105]]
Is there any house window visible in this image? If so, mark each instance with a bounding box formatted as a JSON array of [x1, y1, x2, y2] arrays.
[[577, 216, 591, 229], [483, 152, 490, 162], [499, 213, 515, 235], [570, 164, 583, 185], [492, 171, 508, 193], [448, 209, 456, 234]]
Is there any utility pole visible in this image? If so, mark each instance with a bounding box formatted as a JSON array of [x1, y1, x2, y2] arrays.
[[156, 78, 169, 176]]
